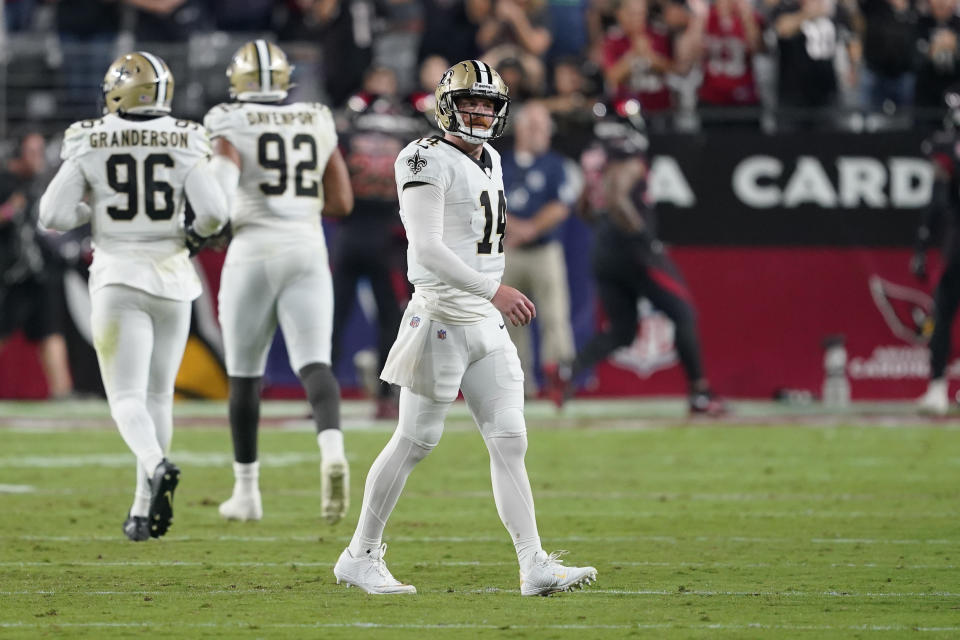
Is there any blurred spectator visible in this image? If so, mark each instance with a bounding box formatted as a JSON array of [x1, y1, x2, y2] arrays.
[[478, 0, 553, 95], [208, 0, 276, 31], [4, 0, 37, 32], [542, 56, 602, 159], [0, 131, 73, 399], [547, 0, 592, 64], [914, 0, 960, 114], [500, 102, 577, 396], [279, 0, 377, 106], [124, 0, 210, 43], [602, 0, 694, 124], [333, 67, 423, 419], [496, 56, 539, 101], [477, 0, 553, 55], [689, 0, 764, 128], [56, 0, 120, 111], [772, 0, 861, 129], [407, 54, 449, 125], [858, 0, 917, 112], [418, 0, 488, 65]]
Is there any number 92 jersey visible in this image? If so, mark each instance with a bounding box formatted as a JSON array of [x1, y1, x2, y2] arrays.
[[395, 136, 507, 324], [203, 102, 337, 245], [60, 114, 212, 300]]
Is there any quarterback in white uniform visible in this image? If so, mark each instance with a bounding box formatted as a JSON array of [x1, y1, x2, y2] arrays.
[[334, 60, 597, 596], [202, 40, 353, 524], [38, 52, 228, 541]]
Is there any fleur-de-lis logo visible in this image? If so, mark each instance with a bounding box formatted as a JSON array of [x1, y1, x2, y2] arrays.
[[407, 150, 427, 175]]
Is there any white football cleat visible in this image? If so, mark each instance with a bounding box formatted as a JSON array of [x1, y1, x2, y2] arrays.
[[321, 457, 349, 524], [218, 491, 263, 522], [333, 544, 417, 594], [918, 380, 948, 416], [520, 550, 597, 596]]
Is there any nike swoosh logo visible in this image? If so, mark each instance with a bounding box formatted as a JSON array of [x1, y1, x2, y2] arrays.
[[498, 323, 505, 329]]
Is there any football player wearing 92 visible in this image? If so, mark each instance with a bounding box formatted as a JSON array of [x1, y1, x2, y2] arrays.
[[333, 60, 597, 597]]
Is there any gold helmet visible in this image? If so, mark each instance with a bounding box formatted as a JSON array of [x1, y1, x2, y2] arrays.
[[101, 51, 174, 116], [227, 39, 292, 102], [435, 60, 510, 144]]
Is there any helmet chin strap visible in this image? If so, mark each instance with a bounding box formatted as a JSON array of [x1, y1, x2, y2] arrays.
[[453, 111, 494, 144]]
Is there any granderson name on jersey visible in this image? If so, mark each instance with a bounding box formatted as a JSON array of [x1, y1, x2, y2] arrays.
[[89, 129, 190, 149]]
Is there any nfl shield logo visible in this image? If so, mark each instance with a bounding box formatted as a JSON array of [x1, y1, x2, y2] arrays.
[[436, 329, 447, 340], [410, 316, 421, 328]]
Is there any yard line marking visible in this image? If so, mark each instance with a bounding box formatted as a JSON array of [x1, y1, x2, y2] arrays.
[[7, 533, 958, 545], [3, 589, 959, 598], [2, 560, 955, 570], [0, 621, 958, 632], [0, 452, 322, 469], [0, 484, 35, 493]]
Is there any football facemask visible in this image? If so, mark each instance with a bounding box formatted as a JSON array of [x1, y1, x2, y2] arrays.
[[435, 60, 510, 144]]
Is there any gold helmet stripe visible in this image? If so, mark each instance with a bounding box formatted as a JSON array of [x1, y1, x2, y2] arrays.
[[138, 50, 168, 107], [255, 39, 271, 93]]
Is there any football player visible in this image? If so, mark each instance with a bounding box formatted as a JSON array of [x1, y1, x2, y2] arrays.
[[914, 90, 960, 415], [38, 52, 229, 541], [203, 41, 353, 524], [333, 60, 597, 596]]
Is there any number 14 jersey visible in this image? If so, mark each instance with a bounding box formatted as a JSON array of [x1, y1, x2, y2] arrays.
[[395, 136, 507, 324], [203, 102, 337, 256]]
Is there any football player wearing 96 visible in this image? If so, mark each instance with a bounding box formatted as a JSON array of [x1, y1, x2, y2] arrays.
[[203, 41, 354, 524], [38, 52, 229, 540], [333, 60, 597, 596]]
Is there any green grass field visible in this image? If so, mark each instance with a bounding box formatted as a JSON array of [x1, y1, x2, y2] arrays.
[[1, 399, 958, 638]]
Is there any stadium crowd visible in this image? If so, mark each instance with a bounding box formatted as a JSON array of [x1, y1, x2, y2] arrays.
[[3, 0, 960, 134]]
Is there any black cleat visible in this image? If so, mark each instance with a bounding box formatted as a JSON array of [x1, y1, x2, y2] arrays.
[[122, 512, 150, 542], [148, 459, 180, 538]]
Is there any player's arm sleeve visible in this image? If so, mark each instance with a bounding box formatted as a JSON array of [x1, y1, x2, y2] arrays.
[[184, 156, 229, 237], [402, 182, 499, 300], [38, 158, 90, 231]]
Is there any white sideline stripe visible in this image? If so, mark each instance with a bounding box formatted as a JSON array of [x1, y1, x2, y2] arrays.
[[0, 621, 959, 633], [3, 588, 959, 598], [0, 452, 320, 469], [0, 484, 35, 493], [2, 560, 955, 570], [9, 534, 956, 545]]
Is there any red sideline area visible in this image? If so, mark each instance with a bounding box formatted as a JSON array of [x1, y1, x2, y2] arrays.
[[1, 247, 954, 400]]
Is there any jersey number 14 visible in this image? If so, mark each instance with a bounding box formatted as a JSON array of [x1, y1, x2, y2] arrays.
[[478, 189, 506, 255]]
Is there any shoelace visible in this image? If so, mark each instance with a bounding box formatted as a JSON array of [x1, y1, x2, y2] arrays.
[[540, 549, 569, 566], [371, 543, 393, 579]]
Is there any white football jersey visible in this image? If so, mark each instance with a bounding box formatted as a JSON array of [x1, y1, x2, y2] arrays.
[[59, 114, 213, 301], [203, 101, 338, 260], [395, 136, 507, 324]]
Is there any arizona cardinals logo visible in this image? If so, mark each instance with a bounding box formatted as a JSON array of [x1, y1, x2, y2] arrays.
[[868, 276, 932, 345], [407, 151, 427, 175]]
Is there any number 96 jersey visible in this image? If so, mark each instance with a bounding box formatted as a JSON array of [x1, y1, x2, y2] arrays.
[[204, 102, 337, 250], [60, 114, 213, 300], [394, 136, 507, 324]]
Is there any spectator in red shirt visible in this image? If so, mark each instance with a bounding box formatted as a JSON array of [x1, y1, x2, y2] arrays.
[[603, 0, 695, 122], [690, 0, 764, 128]]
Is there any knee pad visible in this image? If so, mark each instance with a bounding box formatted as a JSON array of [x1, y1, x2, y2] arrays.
[[480, 407, 527, 441]]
